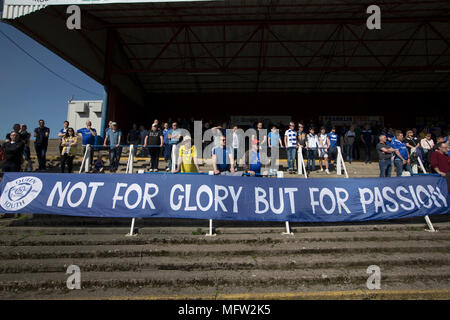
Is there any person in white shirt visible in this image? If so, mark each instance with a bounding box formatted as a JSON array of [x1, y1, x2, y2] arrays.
[[318, 127, 330, 174], [306, 127, 319, 172]]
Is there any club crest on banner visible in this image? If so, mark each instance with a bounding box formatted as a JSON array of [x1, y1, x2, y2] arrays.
[[0, 176, 43, 211]]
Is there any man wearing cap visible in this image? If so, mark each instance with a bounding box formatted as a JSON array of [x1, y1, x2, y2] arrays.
[[144, 123, 163, 172], [103, 122, 122, 172], [174, 136, 201, 173]]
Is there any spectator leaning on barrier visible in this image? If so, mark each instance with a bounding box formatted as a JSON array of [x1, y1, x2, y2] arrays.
[[1, 131, 25, 172], [33, 119, 50, 171], [376, 134, 395, 178], [174, 136, 201, 174], [212, 135, 235, 175], [430, 142, 450, 191], [284, 122, 297, 174], [103, 122, 122, 173], [60, 128, 78, 173], [306, 127, 319, 172], [391, 131, 412, 176], [77, 120, 97, 168], [144, 123, 163, 172], [19, 124, 32, 172]]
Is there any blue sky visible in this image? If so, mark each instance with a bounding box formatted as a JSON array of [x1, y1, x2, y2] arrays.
[[0, 21, 104, 139]]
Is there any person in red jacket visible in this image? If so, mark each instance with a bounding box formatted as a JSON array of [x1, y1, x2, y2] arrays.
[[430, 142, 450, 192]]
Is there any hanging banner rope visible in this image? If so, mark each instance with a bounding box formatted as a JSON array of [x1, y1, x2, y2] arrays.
[[0, 173, 448, 222]]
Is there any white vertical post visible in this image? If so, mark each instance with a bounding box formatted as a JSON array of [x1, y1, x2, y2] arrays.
[[297, 146, 307, 178], [84, 144, 91, 173], [302, 149, 308, 179], [411, 148, 418, 174], [171, 144, 177, 172], [336, 146, 342, 175], [278, 170, 294, 235], [206, 170, 216, 236], [417, 154, 427, 174], [126, 145, 138, 237], [129, 145, 134, 173], [337, 146, 349, 178], [416, 156, 436, 232], [297, 147, 303, 175], [78, 144, 89, 174], [127, 217, 136, 237]]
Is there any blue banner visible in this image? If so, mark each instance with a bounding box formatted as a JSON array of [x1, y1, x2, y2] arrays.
[[0, 173, 448, 222]]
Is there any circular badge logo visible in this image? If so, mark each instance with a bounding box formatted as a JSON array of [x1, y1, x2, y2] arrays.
[[0, 176, 43, 211]]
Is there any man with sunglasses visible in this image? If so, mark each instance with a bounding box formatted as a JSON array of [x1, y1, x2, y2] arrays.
[[212, 136, 235, 175]]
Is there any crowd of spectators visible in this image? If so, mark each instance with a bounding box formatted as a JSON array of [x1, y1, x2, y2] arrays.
[[1, 118, 449, 183]]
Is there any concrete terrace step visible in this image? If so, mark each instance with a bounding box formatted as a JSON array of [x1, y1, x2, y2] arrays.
[[0, 266, 449, 294], [1, 252, 449, 274], [0, 231, 448, 246], [1, 241, 449, 260]]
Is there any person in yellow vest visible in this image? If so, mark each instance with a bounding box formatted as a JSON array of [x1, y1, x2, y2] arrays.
[[174, 136, 201, 173], [61, 127, 78, 173]]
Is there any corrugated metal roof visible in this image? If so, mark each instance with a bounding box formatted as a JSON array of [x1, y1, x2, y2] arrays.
[[3, 0, 450, 94], [2, 0, 214, 19], [2, 3, 46, 19]]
